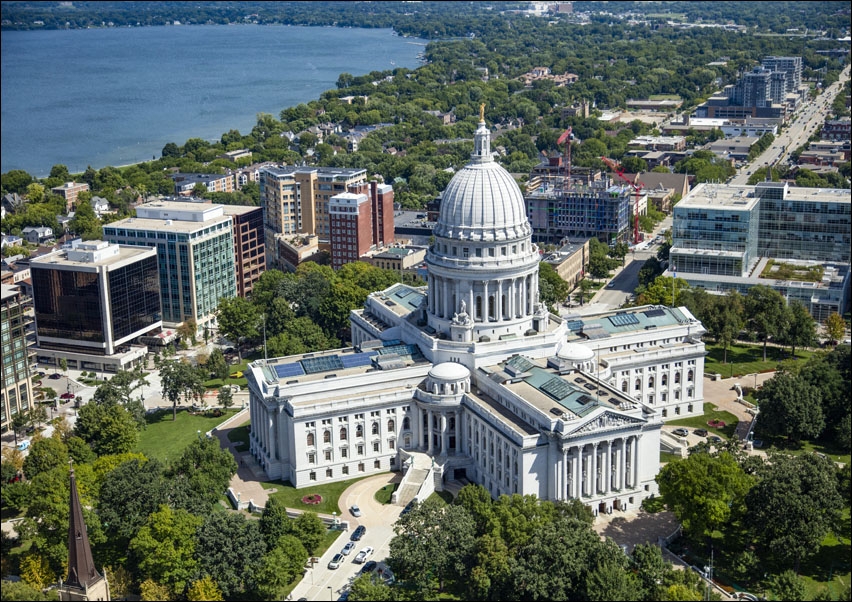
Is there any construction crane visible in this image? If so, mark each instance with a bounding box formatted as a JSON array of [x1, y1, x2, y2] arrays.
[[557, 127, 574, 184], [600, 156, 644, 245]]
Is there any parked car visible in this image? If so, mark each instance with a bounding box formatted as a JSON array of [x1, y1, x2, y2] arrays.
[[693, 428, 708, 437], [17, 440, 30, 451], [360, 560, 377, 575], [709, 435, 723, 443], [400, 501, 415, 516], [350, 525, 366, 541], [341, 541, 356, 555], [49, 373, 62, 379], [328, 553, 344, 570], [672, 428, 689, 437], [350, 504, 362, 517], [354, 546, 374, 564]]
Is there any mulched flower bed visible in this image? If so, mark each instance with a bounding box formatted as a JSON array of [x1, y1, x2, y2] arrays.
[[301, 494, 323, 505]]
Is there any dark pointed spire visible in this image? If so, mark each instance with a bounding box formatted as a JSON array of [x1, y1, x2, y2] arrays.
[[66, 459, 103, 590]]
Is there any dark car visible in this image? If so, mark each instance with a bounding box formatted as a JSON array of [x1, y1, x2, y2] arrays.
[[350, 525, 366, 541], [400, 501, 415, 516], [49, 373, 62, 379], [360, 560, 377, 575], [694, 428, 708, 437]]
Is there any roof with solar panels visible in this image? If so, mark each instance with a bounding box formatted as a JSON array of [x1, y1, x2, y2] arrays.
[[562, 305, 694, 343]]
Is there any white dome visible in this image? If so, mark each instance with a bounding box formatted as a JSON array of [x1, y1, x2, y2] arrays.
[[429, 362, 471, 381], [433, 120, 530, 242], [558, 342, 595, 362]]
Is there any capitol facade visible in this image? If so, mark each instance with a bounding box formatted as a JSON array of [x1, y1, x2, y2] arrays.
[[246, 113, 706, 514]]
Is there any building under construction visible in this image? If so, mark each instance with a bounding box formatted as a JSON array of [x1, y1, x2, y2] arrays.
[[525, 169, 633, 246]]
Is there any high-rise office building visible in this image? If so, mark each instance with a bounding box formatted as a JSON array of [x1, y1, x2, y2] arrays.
[[669, 182, 851, 321], [104, 202, 236, 327], [30, 241, 161, 371]]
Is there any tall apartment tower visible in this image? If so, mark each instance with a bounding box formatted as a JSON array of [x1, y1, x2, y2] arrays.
[[329, 192, 372, 269], [762, 56, 802, 94], [348, 180, 395, 248], [221, 205, 266, 298], [736, 67, 773, 108], [1, 284, 34, 435], [30, 241, 162, 364], [259, 166, 367, 267], [103, 202, 236, 327], [58, 465, 110, 601]]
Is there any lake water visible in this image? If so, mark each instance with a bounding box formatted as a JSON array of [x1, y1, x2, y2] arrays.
[[0, 25, 427, 177]]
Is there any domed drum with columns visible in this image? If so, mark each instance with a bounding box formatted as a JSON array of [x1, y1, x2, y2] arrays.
[[425, 106, 545, 343]]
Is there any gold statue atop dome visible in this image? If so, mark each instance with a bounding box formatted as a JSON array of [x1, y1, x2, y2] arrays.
[[480, 103, 485, 122]]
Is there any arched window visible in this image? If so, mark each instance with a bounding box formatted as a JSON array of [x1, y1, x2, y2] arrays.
[[402, 416, 410, 430], [323, 430, 331, 443], [339, 427, 347, 441], [635, 378, 641, 391], [687, 369, 694, 382], [372, 422, 379, 435], [306, 432, 314, 446], [648, 376, 655, 388], [662, 374, 668, 386], [387, 419, 395, 432], [675, 372, 681, 384], [356, 424, 363, 438], [621, 381, 628, 392]]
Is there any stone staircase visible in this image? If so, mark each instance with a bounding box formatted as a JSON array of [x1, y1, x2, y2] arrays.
[[395, 467, 429, 506]]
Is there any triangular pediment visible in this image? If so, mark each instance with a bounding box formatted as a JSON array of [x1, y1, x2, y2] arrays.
[[567, 410, 645, 436]]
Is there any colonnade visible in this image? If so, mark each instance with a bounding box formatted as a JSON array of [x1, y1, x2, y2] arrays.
[[560, 436, 641, 500], [416, 405, 460, 456], [428, 273, 537, 322]]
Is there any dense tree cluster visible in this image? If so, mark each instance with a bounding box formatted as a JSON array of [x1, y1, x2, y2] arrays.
[[351, 487, 708, 601]]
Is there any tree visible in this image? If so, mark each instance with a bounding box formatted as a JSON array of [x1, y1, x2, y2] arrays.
[[255, 535, 308, 600], [292, 511, 326, 556], [177, 317, 198, 345], [195, 512, 266, 598], [186, 575, 224, 602], [168, 436, 237, 512], [756, 372, 824, 443], [22, 437, 68, 479], [744, 285, 786, 361], [573, 278, 594, 306], [130, 505, 202, 595], [206, 348, 229, 382], [585, 555, 643, 602], [19, 552, 56, 591], [388, 497, 477, 595], [216, 296, 260, 359], [98, 458, 168, 542], [631, 543, 669, 601], [26, 182, 45, 203], [162, 142, 180, 158], [140, 578, 174, 601], [823, 312, 846, 344], [91, 367, 149, 428], [74, 403, 139, 456], [217, 386, 234, 409], [780, 301, 816, 357], [656, 451, 752, 540], [69, 196, 102, 240], [259, 496, 292, 549], [0, 579, 55, 601], [11, 412, 29, 445], [769, 570, 806, 601], [159, 359, 206, 420], [746, 453, 843, 571], [538, 262, 571, 309], [65, 435, 96, 464]]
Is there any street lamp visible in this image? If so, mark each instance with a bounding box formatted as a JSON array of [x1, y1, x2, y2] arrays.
[[328, 586, 333, 601]]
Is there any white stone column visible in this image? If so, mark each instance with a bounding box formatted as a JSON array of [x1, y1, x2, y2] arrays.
[[602, 440, 610, 494], [441, 414, 448, 456], [633, 435, 640, 488], [591, 442, 598, 495]]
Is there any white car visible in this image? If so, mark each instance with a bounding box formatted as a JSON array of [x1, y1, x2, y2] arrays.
[[354, 546, 374, 564], [350, 504, 362, 517]]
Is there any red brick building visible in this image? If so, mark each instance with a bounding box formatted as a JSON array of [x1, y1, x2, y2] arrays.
[[329, 192, 373, 269]]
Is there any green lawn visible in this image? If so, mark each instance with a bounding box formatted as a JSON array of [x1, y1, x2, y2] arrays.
[[748, 431, 851, 465], [261, 474, 390, 516], [798, 509, 851, 601], [136, 407, 239, 463], [703, 342, 815, 378], [665, 403, 740, 439], [227, 420, 251, 450]]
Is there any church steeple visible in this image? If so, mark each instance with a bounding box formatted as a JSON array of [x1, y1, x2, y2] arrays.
[[59, 461, 110, 601]]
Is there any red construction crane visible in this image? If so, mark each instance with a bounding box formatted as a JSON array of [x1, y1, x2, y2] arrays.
[[600, 156, 644, 245], [557, 127, 573, 184]]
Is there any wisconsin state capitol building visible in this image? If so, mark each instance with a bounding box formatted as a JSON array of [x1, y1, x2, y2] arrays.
[[246, 112, 706, 514]]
